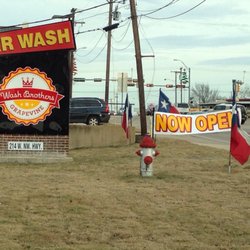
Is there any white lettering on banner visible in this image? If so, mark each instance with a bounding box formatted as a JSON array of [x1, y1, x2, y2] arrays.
[[154, 110, 232, 135], [8, 141, 44, 151]]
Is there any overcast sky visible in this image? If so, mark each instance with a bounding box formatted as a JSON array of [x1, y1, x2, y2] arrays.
[[1, 0, 250, 107]]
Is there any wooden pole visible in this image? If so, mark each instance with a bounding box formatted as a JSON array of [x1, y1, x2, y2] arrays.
[[129, 0, 147, 136], [105, 1, 113, 103]]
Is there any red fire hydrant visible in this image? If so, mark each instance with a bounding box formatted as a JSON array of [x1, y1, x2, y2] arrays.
[[136, 135, 159, 177]]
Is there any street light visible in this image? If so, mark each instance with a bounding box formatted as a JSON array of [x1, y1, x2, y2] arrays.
[[52, 14, 74, 19], [173, 59, 191, 104]]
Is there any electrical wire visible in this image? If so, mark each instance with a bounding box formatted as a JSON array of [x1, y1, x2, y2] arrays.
[[135, 16, 157, 103], [111, 18, 131, 43], [76, 32, 105, 57], [78, 41, 107, 64], [111, 39, 134, 51], [3, 1, 122, 29], [142, 0, 206, 20], [139, 21, 156, 79], [4, 17, 55, 29], [139, 0, 178, 16], [77, 10, 109, 21], [75, 1, 120, 14]]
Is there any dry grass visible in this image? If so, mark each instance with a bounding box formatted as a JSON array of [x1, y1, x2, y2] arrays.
[[0, 138, 249, 250]]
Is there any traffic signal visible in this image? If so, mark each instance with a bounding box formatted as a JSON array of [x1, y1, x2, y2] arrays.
[[166, 84, 174, 88], [127, 78, 135, 86], [94, 78, 102, 82], [176, 84, 185, 88], [127, 82, 135, 86], [74, 77, 85, 82]]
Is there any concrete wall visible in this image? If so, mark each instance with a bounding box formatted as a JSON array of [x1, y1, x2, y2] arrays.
[[69, 124, 135, 149]]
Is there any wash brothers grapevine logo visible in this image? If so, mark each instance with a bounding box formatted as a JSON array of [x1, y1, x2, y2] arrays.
[[0, 67, 64, 125]]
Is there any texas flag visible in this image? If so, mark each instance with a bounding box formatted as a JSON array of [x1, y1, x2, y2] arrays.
[[230, 105, 250, 164], [158, 89, 179, 114], [230, 85, 250, 165], [122, 94, 133, 138]]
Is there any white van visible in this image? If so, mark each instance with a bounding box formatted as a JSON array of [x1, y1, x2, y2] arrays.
[[177, 103, 190, 114]]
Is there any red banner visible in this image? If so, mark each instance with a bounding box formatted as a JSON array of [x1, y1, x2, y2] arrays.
[[0, 21, 75, 55], [0, 88, 64, 107]]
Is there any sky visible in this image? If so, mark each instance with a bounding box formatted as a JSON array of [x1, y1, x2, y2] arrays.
[[1, 0, 250, 111]]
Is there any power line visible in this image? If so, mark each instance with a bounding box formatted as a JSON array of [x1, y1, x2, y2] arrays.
[[77, 42, 107, 64], [111, 18, 131, 43], [142, 0, 206, 20], [139, 0, 178, 16], [3, 1, 121, 29], [76, 32, 105, 57], [75, 1, 118, 14]]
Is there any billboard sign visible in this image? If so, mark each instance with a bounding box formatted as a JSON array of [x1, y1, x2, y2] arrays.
[[0, 21, 75, 55]]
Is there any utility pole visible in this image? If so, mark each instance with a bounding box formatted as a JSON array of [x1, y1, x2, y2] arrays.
[[129, 0, 147, 136], [105, 1, 113, 104], [69, 8, 76, 99], [52, 8, 77, 98]]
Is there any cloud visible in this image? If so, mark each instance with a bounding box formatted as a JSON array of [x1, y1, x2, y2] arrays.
[[148, 34, 250, 49], [200, 56, 250, 66]]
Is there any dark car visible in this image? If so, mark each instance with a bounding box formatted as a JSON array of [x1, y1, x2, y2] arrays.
[[213, 103, 247, 125], [69, 97, 110, 125], [146, 103, 158, 116]]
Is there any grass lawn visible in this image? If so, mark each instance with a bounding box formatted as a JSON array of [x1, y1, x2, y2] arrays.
[[0, 138, 249, 249]]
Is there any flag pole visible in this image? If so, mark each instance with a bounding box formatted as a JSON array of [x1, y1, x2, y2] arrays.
[[228, 79, 236, 174], [152, 107, 155, 140], [228, 153, 232, 174]]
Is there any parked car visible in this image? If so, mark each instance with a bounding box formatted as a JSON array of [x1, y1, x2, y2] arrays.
[[213, 103, 247, 124], [177, 103, 190, 114], [69, 97, 110, 125], [146, 103, 158, 116], [116, 107, 125, 116]]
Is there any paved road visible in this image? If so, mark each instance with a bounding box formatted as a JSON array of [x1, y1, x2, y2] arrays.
[[110, 115, 250, 150], [170, 118, 250, 150]]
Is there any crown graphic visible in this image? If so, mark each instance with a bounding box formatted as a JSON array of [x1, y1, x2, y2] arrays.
[[22, 77, 34, 88]]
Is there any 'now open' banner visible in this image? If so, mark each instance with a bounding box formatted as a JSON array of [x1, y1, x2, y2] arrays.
[[154, 110, 232, 135]]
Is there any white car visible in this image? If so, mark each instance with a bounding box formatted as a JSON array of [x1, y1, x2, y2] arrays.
[[177, 103, 190, 114], [213, 103, 247, 124]]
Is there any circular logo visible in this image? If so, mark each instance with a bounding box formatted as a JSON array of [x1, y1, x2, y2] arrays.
[[0, 67, 64, 126]]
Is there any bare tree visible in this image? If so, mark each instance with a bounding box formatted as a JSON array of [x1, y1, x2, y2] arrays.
[[239, 85, 250, 98], [191, 83, 220, 103]]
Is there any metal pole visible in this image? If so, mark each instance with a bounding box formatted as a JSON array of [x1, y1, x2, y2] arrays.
[[171, 70, 181, 106], [174, 59, 191, 104], [152, 108, 155, 140], [228, 80, 236, 174], [174, 71, 178, 106], [188, 67, 191, 104], [121, 72, 124, 108], [129, 0, 147, 136], [180, 67, 183, 103]]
